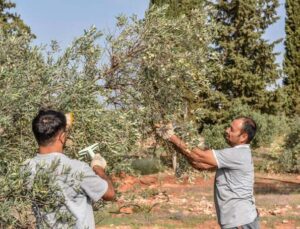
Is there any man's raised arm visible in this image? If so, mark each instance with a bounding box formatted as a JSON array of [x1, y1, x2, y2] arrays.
[[155, 124, 217, 170]]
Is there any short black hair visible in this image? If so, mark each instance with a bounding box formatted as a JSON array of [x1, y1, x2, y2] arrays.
[[238, 117, 257, 143], [32, 109, 66, 146]]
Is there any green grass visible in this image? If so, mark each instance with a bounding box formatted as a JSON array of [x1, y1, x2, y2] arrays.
[[95, 208, 213, 228]]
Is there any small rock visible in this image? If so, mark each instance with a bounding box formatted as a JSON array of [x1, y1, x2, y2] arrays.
[[269, 208, 285, 215], [282, 219, 289, 224], [120, 207, 133, 214], [168, 209, 177, 214], [139, 176, 157, 185]]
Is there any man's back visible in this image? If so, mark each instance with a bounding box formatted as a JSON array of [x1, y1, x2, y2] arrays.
[[27, 153, 108, 229]]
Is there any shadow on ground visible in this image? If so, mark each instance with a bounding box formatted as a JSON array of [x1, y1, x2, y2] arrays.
[[255, 177, 300, 194]]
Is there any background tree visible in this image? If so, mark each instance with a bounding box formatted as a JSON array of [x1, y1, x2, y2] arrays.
[[208, 0, 281, 118], [283, 0, 300, 116], [149, 0, 204, 17], [148, 0, 221, 128], [0, 0, 34, 37]]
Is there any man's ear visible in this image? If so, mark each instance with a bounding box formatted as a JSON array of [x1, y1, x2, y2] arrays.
[[58, 130, 66, 142], [240, 132, 248, 144]]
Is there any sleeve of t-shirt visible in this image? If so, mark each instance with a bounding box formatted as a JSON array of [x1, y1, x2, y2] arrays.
[[80, 163, 108, 202], [212, 148, 244, 169]]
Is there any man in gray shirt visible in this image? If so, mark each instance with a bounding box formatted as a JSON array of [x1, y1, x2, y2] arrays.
[[156, 117, 259, 229], [25, 109, 115, 228]]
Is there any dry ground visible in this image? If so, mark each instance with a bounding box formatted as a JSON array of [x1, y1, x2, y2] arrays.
[[95, 171, 300, 229]]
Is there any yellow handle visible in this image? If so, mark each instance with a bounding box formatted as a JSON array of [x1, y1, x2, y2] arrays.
[[65, 112, 74, 129]]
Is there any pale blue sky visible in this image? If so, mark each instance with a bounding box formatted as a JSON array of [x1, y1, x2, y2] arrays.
[[14, 0, 149, 48], [14, 0, 285, 63]]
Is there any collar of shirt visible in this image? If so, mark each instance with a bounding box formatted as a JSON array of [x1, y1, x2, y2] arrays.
[[233, 144, 250, 148], [36, 152, 64, 157]]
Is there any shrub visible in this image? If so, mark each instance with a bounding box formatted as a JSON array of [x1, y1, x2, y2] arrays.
[[131, 158, 161, 175], [279, 117, 300, 173]]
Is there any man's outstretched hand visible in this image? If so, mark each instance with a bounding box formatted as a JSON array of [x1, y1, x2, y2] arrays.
[[155, 123, 175, 140]]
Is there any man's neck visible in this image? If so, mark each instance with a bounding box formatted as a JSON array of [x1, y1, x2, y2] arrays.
[[39, 145, 63, 154], [233, 143, 250, 148]]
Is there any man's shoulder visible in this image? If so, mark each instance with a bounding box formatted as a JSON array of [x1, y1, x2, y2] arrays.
[[58, 154, 89, 172], [24, 153, 88, 172], [214, 147, 237, 154], [217, 145, 251, 152]]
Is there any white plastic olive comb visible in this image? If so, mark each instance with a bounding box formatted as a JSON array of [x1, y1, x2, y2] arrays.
[[78, 143, 99, 160]]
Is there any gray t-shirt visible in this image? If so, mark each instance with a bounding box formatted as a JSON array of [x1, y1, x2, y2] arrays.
[[212, 145, 257, 228], [26, 152, 108, 229]]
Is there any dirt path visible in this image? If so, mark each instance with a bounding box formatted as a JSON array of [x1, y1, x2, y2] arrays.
[[96, 171, 300, 229]]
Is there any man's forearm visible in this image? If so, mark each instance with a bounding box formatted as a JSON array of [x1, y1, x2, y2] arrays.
[[168, 135, 217, 168], [168, 135, 200, 161], [190, 160, 216, 170], [93, 166, 115, 200]]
